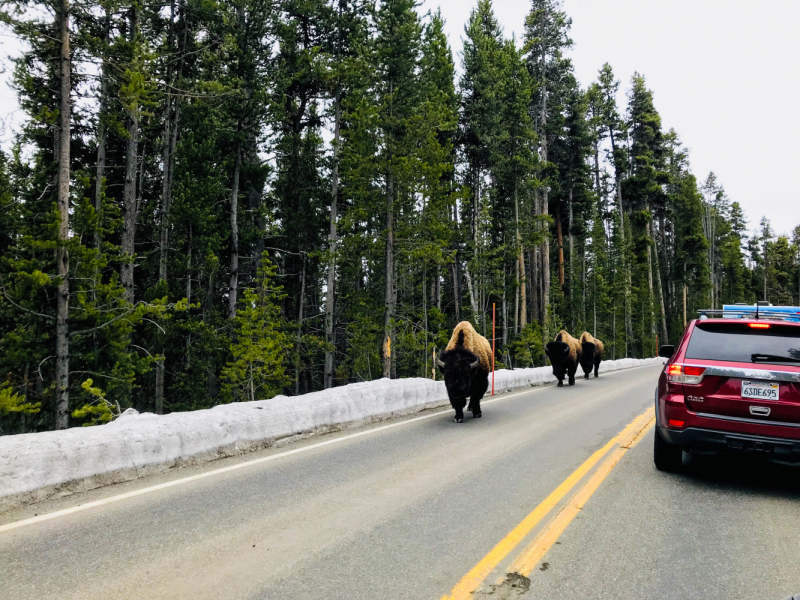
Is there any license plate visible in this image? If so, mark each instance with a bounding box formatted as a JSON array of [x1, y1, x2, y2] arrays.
[[741, 380, 780, 400]]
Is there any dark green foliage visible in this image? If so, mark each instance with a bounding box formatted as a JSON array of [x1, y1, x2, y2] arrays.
[[0, 0, 794, 434]]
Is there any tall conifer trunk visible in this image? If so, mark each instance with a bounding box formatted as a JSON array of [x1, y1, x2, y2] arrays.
[[538, 8, 551, 344], [556, 201, 565, 286], [652, 219, 669, 344], [94, 9, 110, 251], [569, 185, 574, 301], [159, 0, 178, 282], [608, 126, 635, 357], [502, 267, 508, 345], [383, 65, 395, 379], [325, 0, 345, 389], [515, 186, 526, 330], [55, 0, 71, 429], [121, 6, 140, 304], [229, 141, 241, 319], [325, 94, 339, 388], [530, 246, 538, 325], [464, 264, 479, 319], [646, 235, 656, 344], [383, 163, 394, 378]]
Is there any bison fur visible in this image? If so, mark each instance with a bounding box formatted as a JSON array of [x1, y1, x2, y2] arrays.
[[545, 330, 582, 387], [437, 322, 492, 422], [579, 332, 605, 379]]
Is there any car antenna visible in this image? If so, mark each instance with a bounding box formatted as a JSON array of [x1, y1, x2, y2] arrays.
[[756, 302, 759, 320]]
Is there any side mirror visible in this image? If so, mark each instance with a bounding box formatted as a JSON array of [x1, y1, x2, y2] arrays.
[[658, 345, 675, 358]]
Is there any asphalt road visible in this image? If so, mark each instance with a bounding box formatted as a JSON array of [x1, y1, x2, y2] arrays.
[[2, 363, 799, 600]]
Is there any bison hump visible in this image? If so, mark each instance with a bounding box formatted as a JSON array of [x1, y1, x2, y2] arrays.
[[445, 321, 492, 372]]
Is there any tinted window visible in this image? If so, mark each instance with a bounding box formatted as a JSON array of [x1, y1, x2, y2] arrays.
[[686, 322, 800, 365]]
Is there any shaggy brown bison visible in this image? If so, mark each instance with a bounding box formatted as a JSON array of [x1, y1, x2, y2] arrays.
[[436, 321, 492, 423], [545, 330, 582, 387], [579, 332, 605, 379]]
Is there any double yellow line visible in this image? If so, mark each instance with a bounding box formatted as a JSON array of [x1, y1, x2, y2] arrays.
[[441, 407, 655, 600]]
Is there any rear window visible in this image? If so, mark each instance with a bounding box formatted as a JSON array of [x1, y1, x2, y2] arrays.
[[685, 322, 800, 365]]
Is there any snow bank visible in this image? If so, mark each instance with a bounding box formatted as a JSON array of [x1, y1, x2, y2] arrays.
[[493, 356, 664, 393], [0, 357, 663, 508]]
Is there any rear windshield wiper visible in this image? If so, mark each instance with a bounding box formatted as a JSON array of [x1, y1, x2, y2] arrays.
[[751, 353, 800, 364]]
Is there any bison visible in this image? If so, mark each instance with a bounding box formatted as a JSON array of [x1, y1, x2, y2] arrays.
[[544, 330, 582, 387], [579, 332, 605, 379], [436, 321, 492, 423]]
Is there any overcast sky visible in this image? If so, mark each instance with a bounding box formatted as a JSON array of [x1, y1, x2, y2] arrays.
[[1, 1, 798, 236], [420, 0, 800, 237]]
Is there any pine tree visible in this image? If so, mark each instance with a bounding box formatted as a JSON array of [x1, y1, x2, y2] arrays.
[[374, 0, 422, 378], [493, 37, 537, 338], [324, 0, 371, 389], [1, 0, 796, 431], [595, 63, 634, 355], [222, 254, 290, 402], [459, 0, 504, 327], [524, 0, 572, 345], [625, 73, 668, 354]]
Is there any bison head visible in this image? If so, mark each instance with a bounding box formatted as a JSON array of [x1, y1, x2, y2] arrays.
[[580, 342, 596, 374], [545, 341, 571, 380], [437, 347, 480, 406]]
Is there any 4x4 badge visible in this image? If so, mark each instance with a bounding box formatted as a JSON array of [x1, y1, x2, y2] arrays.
[[749, 406, 771, 417]]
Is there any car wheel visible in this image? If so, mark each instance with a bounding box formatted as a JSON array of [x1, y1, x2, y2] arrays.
[[654, 428, 683, 472]]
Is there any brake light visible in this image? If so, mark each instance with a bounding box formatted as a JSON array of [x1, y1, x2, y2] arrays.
[[668, 419, 686, 428], [749, 323, 770, 329], [683, 366, 705, 376], [666, 364, 706, 385]]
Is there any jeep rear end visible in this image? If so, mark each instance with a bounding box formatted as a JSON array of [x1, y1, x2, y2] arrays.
[[654, 317, 800, 471]]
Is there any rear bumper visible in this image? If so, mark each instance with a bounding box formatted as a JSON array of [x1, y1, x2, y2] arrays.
[[658, 426, 800, 458]]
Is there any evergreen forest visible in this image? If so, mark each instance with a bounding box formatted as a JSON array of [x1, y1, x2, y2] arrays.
[[1, 0, 799, 433]]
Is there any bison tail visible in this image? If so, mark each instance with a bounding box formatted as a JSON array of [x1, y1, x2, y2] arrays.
[[581, 341, 596, 358], [457, 329, 465, 347]]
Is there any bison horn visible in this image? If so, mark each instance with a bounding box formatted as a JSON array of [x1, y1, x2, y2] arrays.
[[470, 359, 480, 369], [436, 358, 446, 369]]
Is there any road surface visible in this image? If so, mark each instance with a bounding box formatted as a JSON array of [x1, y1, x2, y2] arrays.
[[2, 363, 799, 600]]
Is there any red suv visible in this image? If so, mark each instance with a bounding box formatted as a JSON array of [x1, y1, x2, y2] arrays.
[[655, 313, 800, 471]]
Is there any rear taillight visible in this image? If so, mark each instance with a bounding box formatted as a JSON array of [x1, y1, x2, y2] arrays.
[[666, 364, 706, 385], [749, 323, 770, 329], [668, 419, 686, 428]]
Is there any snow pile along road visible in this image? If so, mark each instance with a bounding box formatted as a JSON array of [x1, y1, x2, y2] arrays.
[[0, 357, 663, 508], [492, 356, 663, 393]]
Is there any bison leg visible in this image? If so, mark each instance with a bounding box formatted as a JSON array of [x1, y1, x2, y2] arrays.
[[467, 399, 478, 416], [470, 372, 489, 399], [469, 373, 488, 418], [568, 362, 578, 386], [469, 399, 482, 418], [553, 367, 565, 387], [451, 397, 466, 423]]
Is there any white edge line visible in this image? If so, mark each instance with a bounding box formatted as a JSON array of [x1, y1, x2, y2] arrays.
[[0, 362, 662, 534]]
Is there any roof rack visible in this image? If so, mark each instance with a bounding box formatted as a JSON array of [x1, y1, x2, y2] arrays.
[[697, 307, 800, 323]]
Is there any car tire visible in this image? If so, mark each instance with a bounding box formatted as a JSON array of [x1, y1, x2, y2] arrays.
[[654, 428, 683, 472]]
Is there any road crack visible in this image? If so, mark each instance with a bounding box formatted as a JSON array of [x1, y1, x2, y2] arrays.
[[473, 572, 531, 598]]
